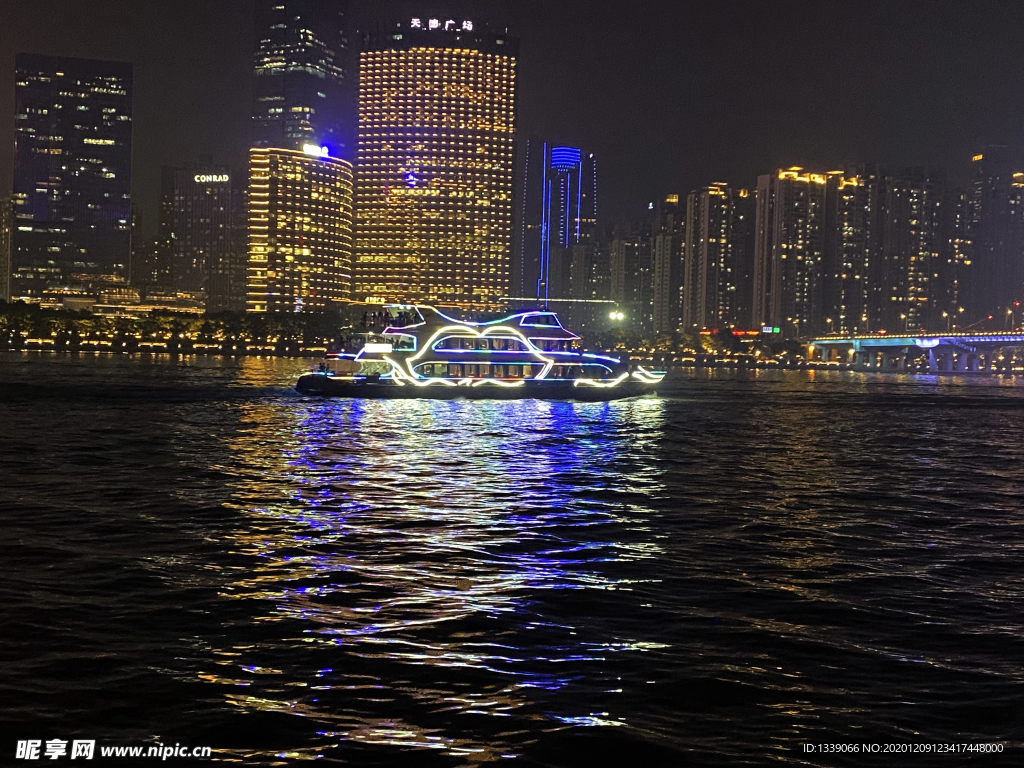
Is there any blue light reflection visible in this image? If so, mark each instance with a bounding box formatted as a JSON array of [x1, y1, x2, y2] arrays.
[[207, 397, 667, 760]]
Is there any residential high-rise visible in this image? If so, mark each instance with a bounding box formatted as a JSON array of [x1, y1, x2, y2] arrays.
[[247, 147, 353, 313], [10, 54, 132, 299], [879, 168, 945, 333], [682, 183, 754, 331], [353, 18, 518, 309], [651, 195, 683, 335], [516, 140, 597, 301], [820, 166, 885, 335], [937, 188, 972, 328], [609, 224, 639, 307], [252, 0, 352, 157], [961, 147, 1024, 322], [753, 168, 828, 336], [609, 219, 653, 333]]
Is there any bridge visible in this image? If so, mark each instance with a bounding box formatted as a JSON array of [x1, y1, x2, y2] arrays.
[[808, 332, 1024, 373]]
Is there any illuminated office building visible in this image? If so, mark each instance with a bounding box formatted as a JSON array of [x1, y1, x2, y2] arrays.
[[682, 183, 754, 330], [11, 54, 132, 298], [516, 140, 598, 300], [247, 146, 353, 313], [253, 0, 352, 156], [354, 18, 518, 308]]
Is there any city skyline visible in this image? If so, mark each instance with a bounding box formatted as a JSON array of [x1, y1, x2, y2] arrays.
[[4, 1, 1024, 239], [6, 3, 1024, 335]]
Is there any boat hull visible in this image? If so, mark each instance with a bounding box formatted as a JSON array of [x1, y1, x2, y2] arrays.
[[295, 374, 659, 401]]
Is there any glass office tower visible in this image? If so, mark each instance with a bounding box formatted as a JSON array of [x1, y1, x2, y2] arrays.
[[252, 0, 352, 157], [11, 54, 132, 298]]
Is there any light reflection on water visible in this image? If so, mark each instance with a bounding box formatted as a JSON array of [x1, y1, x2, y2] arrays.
[[6, 354, 1022, 765], [208, 396, 667, 761]]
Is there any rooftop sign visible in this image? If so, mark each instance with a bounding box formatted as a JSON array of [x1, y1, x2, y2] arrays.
[[411, 18, 474, 31]]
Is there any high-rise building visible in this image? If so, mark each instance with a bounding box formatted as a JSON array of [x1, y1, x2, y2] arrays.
[[515, 140, 597, 301], [879, 168, 945, 333], [820, 166, 885, 335], [609, 225, 639, 306], [651, 195, 683, 335], [155, 165, 248, 311], [0, 196, 12, 301], [936, 188, 971, 329], [753, 168, 828, 336], [961, 147, 1024, 321], [353, 19, 518, 309], [252, 0, 352, 157], [10, 54, 132, 299], [682, 183, 754, 331], [247, 146, 353, 313], [609, 219, 653, 333]]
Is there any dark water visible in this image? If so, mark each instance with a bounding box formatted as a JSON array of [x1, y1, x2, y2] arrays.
[[2, 352, 1022, 766]]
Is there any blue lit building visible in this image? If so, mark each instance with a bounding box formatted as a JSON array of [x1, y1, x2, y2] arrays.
[[515, 139, 598, 301]]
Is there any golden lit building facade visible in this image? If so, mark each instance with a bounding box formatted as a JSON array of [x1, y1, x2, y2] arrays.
[[354, 19, 518, 309], [247, 147, 353, 313]]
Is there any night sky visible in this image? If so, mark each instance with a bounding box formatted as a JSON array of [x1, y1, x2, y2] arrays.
[[2, 0, 1024, 237]]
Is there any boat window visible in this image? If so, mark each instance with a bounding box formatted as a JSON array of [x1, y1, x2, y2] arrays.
[[520, 313, 560, 328]]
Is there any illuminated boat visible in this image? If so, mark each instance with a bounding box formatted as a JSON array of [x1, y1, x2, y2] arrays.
[[295, 305, 666, 400]]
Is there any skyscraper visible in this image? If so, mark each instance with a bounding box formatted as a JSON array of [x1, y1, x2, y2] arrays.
[[608, 219, 652, 333], [682, 183, 754, 331], [962, 147, 1024, 321], [820, 166, 885, 335], [253, 0, 352, 156], [609, 224, 639, 306], [247, 146, 353, 313], [353, 18, 518, 309], [879, 168, 945, 332], [11, 54, 132, 299], [157, 165, 247, 311], [651, 195, 683, 335], [516, 140, 598, 301], [753, 168, 827, 335], [0, 196, 12, 301]]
